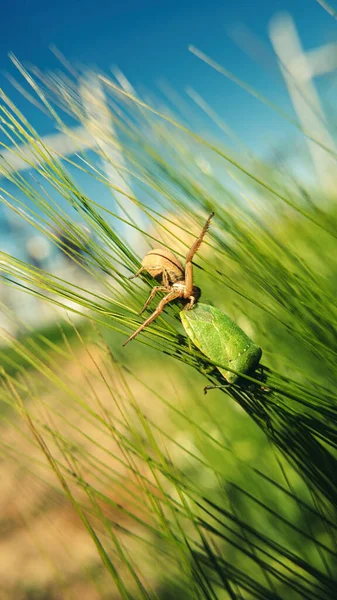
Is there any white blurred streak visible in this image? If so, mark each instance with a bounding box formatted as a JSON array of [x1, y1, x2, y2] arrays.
[[79, 72, 146, 253], [315, 0, 337, 19], [1, 69, 146, 252], [229, 23, 277, 73], [187, 86, 252, 157], [158, 79, 200, 124], [49, 44, 79, 78], [26, 235, 51, 261], [0, 126, 94, 174], [112, 66, 137, 98], [269, 12, 337, 195], [1, 71, 148, 329], [298, 43, 337, 77]]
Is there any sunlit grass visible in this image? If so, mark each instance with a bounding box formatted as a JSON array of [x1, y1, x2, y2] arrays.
[[1, 53, 337, 598]]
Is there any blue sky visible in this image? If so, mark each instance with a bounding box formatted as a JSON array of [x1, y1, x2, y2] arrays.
[[1, 0, 337, 258], [1, 0, 337, 144]]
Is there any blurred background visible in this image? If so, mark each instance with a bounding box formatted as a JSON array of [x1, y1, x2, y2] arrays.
[[2, 0, 337, 330], [1, 1, 337, 599]]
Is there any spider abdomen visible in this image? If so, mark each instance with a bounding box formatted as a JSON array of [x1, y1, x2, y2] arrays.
[[142, 248, 184, 283]]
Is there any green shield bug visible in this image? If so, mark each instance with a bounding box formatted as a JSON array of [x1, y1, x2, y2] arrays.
[[180, 303, 262, 384]]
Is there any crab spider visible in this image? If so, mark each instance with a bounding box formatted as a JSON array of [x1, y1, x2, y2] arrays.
[[123, 213, 214, 346]]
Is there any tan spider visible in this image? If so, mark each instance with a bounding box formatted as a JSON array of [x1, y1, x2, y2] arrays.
[[123, 212, 214, 346]]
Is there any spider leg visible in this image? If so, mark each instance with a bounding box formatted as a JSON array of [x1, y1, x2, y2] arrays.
[[184, 295, 196, 311], [129, 266, 145, 280], [184, 213, 214, 297], [123, 289, 183, 346], [162, 269, 170, 288], [139, 286, 168, 315]]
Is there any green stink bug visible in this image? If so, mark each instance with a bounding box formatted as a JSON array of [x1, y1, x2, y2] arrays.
[[180, 303, 262, 384]]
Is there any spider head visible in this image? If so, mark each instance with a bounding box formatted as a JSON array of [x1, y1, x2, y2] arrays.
[[192, 285, 201, 303], [180, 285, 201, 309]]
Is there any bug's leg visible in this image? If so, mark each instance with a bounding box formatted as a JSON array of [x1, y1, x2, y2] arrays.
[[184, 213, 214, 297], [204, 383, 232, 394], [129, 266, 145, 280], [123, 290, 183, 346], [139, 286, 168, 315]]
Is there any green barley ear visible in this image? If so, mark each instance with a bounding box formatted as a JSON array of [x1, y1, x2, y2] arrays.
[[1, 55, 337, 598]]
